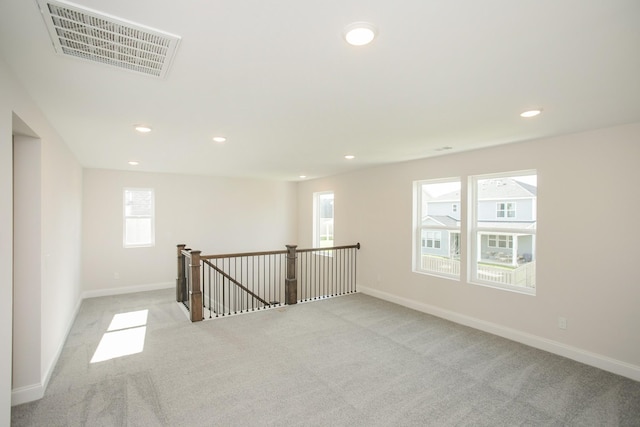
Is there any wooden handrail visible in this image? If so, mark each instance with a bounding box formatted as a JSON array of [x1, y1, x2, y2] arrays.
[[297, 243, 360, 253], [199, 243, 360, 259], [178, 243, 361, 321], [201, 249, 287, 260]]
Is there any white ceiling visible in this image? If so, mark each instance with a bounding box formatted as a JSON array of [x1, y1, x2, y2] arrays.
[[1, 0, 639, 181]]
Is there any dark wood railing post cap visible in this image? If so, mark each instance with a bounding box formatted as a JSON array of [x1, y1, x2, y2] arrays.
[[189, 250, 202, 270], [285, 245, 297, 257]]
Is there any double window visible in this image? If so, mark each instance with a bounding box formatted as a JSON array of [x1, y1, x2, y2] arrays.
[[123, 188, 155, 248], [497, 202, 516, 218], [414, 171, 537, 294]]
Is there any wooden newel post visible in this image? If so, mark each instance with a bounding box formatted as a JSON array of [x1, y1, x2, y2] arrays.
[[285, 244, 297, 305], [176, 244, 186, 303], [189, 250, 203, 322]]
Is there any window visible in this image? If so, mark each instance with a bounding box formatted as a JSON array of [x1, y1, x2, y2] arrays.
[[414, 179, 461, 279], [413, 171, 537, 294], [313, 191, 334, 248], [471, 171, 536, 294], [123, 188, 155, 248], [423, 231, 442, 249], [497, 202, 516, 218], [487, 234, 513, 249]]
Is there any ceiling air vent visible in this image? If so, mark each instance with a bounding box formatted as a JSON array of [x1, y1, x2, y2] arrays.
[[36, 0, 181, 78]]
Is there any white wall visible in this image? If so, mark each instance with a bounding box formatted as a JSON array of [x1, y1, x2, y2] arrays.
[[0, 58, 83, 414], [82, 169, 298, 296], [12, 136, 42, 393], [0, 59, 14, 425], [297, 123, 640, 380], [39, 122, 83, 397]]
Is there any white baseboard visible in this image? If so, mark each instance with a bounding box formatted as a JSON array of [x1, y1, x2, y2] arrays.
[[13, 283, 175, 405], [82, 282, 174, 299], [11, 383, 43, 406], [12, 294, 83, 406], [358, 286, 640, 382]]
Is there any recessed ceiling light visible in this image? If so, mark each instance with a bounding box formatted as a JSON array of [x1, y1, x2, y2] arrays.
[[212, 136, 227, 143], [134, 125, 152, 133], [128, 161, 139, 166], [344, 22, 377, 46], [299, 175, 307, 179], [344, 155, 355, 160], [520, 109, 542, 118]]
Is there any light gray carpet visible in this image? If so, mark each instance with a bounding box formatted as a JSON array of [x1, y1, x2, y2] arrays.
[[11, 289, 640, 426]]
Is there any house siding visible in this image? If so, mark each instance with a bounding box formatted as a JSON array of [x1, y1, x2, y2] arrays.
[[477, 198, 535, 222]]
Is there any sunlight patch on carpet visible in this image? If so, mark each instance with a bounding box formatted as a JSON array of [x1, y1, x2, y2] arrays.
[[91, 309, 148, 363]]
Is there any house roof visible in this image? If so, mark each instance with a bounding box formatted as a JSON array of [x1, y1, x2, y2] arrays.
[[1, 1, 639, 180], [430, 178, 536, 201], [477, 178, 537, 199], [422, 215, 460, 227], [514, 181, 537, 197]]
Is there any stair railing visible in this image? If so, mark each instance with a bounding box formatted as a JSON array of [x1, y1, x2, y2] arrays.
[[176, 243, 360, 322]]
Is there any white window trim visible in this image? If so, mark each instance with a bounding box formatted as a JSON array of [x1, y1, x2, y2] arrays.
[[313, 191, 334, 251], [123, 187, 155, 248], [413, 178, 461, 280], [469, 170, 536, 295]]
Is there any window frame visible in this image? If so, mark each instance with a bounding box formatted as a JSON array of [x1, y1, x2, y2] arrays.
[[123, 187, 155, 248], [313, 191, 334, 249], [413, 177, 461, 280], [469, 170, 536, 295]]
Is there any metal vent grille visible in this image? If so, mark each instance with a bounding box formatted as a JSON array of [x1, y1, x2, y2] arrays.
[[36, 0, 180, 78]]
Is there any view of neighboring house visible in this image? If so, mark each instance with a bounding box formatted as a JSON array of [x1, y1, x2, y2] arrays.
[[421, 192, 461, 260], [475, 178, 536, 266], [423, 178, 536, 264], [419, 177, 537, 289]]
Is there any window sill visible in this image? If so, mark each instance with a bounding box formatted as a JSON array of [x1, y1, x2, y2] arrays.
[[412, 269, 460, 282], [469, 280, 536, 296]]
